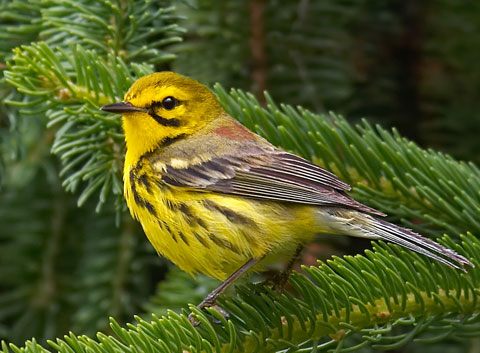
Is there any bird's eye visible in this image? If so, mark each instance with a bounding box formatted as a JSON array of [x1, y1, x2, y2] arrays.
[[162, 96, 177, 110]]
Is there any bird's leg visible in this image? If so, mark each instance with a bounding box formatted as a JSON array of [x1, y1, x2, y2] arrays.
[[264, 244, 304, 292], [279, 244, 304, 287], [189, 257, 261, 325]]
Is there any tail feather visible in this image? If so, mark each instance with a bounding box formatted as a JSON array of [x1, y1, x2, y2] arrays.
[[326, 210, 473, 270], [371, 218, 469, 270]]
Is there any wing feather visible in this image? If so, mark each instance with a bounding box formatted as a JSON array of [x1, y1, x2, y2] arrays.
[[157, 149, 384, 216]]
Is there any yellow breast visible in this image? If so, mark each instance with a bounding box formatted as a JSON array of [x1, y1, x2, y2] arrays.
[[124, 158, 319, 280]]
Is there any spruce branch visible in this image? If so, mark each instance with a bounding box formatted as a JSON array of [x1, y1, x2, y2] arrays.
[[40, 0, 184, 65], [213, 85, 480, 239], [0, 165, 155, 342], [68, 205, 153, 337], [2, 0, 185, 211], [1, 234, 478, 353], [0, 0, 42, 62], [144, 268, 220, 317], [0, 169, 69, 343], [173, 1, 359, 111], [0, 0, 183, 66], [2, 3, 479, 350], [0, 0, 44, 185], [2, 83, 480, 351], [1, 2, 184, 340], [4, 42, 153, 211]]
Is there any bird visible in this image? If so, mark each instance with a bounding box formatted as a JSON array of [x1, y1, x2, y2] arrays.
[[101, 72, 472, 319]]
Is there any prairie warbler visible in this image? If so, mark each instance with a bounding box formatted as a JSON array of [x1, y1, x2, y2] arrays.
[[101, 72, 471, 318]]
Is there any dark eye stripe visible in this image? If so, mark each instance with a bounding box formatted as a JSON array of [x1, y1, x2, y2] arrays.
[[150, 101, 164, 109], [148, 111, 180, 127], [147, 98, 181, 126]]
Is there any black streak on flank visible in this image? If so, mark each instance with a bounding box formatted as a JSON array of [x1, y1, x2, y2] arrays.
[[178, 203, 209, 230], [204, 200, 258, 228], [130, 169, 157, 217], [179, 203, 194, 224], [148, 111, 180, 127], [144, 200, 157, 216], [196, 217, 208, 230], [130, 170, 142, 205], [166, 199, 177, 210], [138, 173, 151, 193], [194, 232, 210, 248], [159, 220, 177, 242], [178, 231, 189, 245], [208, 233, 240, 254]]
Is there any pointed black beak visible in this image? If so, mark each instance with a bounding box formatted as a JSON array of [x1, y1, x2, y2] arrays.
[[100, 102, 146, 114]]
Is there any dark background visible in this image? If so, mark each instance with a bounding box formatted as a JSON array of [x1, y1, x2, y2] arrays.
[[1, 1, 479, 351], [173, 0, 480, 163]]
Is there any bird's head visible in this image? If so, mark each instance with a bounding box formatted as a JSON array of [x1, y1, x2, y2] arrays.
[[101, 72, 223, 165]]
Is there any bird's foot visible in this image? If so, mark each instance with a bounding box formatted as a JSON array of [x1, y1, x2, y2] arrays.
[[188, 303, 229, 326], [188, 258, 261, 326], [260, 269, 291, 294]]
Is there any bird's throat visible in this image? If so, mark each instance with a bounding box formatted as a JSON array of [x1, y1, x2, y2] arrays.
[[122, 113, 186, 172]]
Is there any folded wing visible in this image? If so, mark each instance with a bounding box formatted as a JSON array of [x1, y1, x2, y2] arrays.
[[159, 149, 385, 216], [155, 145, 471, 270]]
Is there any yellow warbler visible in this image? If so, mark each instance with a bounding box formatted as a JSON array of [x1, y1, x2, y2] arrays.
[[101, 72, 471, 317]]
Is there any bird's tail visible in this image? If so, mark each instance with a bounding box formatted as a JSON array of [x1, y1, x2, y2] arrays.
[[320, 209, 473, 270]]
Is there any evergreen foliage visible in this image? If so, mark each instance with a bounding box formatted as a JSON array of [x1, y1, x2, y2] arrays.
[[1, 0, 479, 352], [419, 0, 480, 161], [173, 0, 480, 163], [173, 0, 357, 111], [144, 268, 220, 317], [215, 86, 480, 240], [1, 233, 479, 352], [0, 0, 180, 343], [5, 43, 152, 211]]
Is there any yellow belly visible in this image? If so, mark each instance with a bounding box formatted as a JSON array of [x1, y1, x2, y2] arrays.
[[125, 165, 321, 280]]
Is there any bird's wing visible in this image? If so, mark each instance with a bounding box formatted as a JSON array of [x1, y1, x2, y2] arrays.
[[157, 147, 385, 216]]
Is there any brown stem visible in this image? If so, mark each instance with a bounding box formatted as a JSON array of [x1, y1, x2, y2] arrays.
[[394, 1, 428, 142], [249, 0, 267, 104]]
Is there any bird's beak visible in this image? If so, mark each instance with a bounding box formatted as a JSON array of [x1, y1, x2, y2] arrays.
[[100, 102, 146, 114]]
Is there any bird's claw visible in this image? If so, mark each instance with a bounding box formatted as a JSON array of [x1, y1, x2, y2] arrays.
[[188, 312, 201, 327], [210, 304, 230, 322], [260, 270, 290, 294], [188, 304, 230, 327]]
